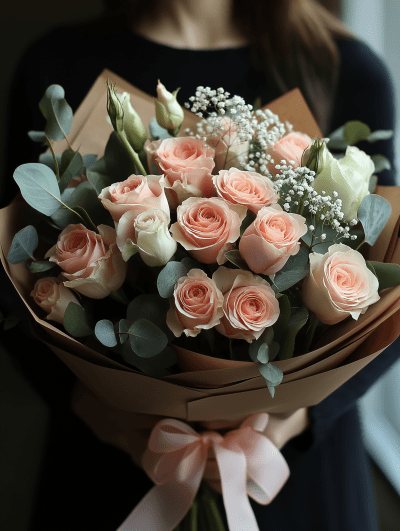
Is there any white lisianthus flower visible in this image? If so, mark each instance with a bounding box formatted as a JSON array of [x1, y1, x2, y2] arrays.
[[313, 145, 375, 221], [116, 208, 177, 266], [155, 80, 184, 132]]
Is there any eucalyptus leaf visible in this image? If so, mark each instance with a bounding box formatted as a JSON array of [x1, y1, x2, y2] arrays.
[[224, 249, 250, 270], [39, 84, 73, 141], [7, 226, 39, 264], [95, 319, 117, 347], [367, 129, 394, 143], [82, 154, 98, 168], [278, 306, 309, 360], [368, 261, 400, 291], [86, 157, 114, 195], [272, 294, 291, 344], [58, 151, 85, 193], [14, 163, 61, 216], [50, 181, 102, 229], [240, 210, 256, 237], [128, 319, 168, 357], [268, 341, 280, 361], [258, 362, 283, 386], [121, 342, 176, 374], [371, 155, 391, 174], [343, 121, 371, 145], [127, 294, 172, 339], [104, 131, 136, 180], [272, 244, 309, 292], [248, 328, 274, 362], [326, 125, 347, 151], [369, 175, 378, 193], [357, 194, 391, 246], [157, 261, 188, 298], [39, 152, 62, 174], [181, 257, 203, 271], [118, 319, 131, 344], [64, 303, 92, 337], [28, 131, 46, 143], [26, 260, 56, 273]]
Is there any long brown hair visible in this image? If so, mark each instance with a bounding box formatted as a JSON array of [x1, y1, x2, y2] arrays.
[[103, 0, 353, 133]]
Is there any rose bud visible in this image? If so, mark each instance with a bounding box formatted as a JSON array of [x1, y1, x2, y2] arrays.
[[99, 174, 169, 222], [116, 208, 177, 266], [213, 168, 279, 213], [270, 131, 312, 172], [213, 267, 280, 343], [301, 243, 380, 325], [313, 145, 374, 221], [31, 276, 81, 325], [146, 137, 216, 208], [167, 269, 224, 337], [170, 197, 246, 264], [45, 224, 127, 299], [155, 80, 185, 133], [120, 91, 147, 152], [106, 80, 124, 133], [239, 204, 307, 275], [207, 116, 249, 173]]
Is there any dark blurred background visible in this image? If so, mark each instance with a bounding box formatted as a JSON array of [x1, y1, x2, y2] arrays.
[[1, 1, 400, 530]]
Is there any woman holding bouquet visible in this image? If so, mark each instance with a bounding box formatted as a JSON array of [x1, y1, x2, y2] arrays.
[[0, 0, 397, 530]]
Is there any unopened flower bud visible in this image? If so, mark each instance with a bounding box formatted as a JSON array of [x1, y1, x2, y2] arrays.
[[120, 92, 147, 151], [107, 80, 124, 132], [302, 139, 326, 173], [155, 80, 184, 134]]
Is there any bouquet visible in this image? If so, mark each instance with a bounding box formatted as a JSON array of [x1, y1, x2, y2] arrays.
[[1, 70, 400, 531]]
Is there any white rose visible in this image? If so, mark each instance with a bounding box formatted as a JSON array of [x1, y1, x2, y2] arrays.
[[155, 80, 184, 132], [313, 145, 375, 221], [116, 208, 177, 266]]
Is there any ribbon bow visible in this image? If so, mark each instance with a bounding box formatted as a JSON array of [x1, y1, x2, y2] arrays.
[[117, 413, 290, 531]]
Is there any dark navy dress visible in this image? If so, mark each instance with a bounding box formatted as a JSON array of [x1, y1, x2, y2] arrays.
[[0, 23, 398, 530]]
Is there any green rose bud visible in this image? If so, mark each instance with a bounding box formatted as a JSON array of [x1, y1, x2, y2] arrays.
[[155, 80, 184, 135], [106, 80, 124, 133], [302, 139, 326, 173], [120, 92, 148, 152]]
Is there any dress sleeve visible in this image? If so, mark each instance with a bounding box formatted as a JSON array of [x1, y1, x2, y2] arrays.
[[300, 39, 399, 450]]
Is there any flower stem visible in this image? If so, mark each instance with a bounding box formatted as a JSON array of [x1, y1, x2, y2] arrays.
[[118, 131, 147, 175]]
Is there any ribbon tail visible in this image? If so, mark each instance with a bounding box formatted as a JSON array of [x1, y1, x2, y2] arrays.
[[214, 444, 260, 531], [117, 464, 204, 531]]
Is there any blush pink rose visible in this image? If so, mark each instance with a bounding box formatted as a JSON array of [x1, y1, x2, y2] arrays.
[[31, 276, 81, 325], [99, 174, 169, 222], [166, 269, 224, 337], [239, 204, 308, 275], [271, 132, 312, 170], [212, 267, 280, 343], [146, 137, 216, 208], [170, 197, 246, 264], [213, 168, 279, 213], [45, 224, 127, 299], [301, 243, 380, 325]]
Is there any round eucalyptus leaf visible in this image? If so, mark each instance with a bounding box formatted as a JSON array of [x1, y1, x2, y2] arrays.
[[118, 319, 131, 344], [343, 121, 371, 145], [358, 194, 392, 246], [129, 319, 168, 357], [95, 319, 117, 347], [157, 261, 188, 298], [26, 260, 56, 273], [14, 163, 61, 216], [28, 131, 46, 143], [64, 302, 92, 337], [7, 226, 39, 264], [367, 129, 394, 143], [371, 155, 391, 174], [39, 84, 73, 141], [258, 362, 284, 386]]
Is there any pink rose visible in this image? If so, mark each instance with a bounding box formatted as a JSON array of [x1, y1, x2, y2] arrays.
[[170, 197, 246, 264], [31, 276, 81, 325], [271, 132, 312, 169], [213, 168, 279, 213], [45, 224, 127, 299], [239, 204, 308, 275], [146, 137, 216, 208], [207, 116, 249, 173], [99, 174, 169, 222], [301, 243, 380, 325], [212, 267, 280, 343], [166, 269, 224, 337]]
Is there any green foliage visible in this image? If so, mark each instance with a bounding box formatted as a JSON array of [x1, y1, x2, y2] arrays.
[[258, 362, 284, 398], [39, 152, 62, 174], [127, 294, 172, 340], [14, 163, 61, 216], [371, 155, 392, 174], [64, 303, 92, 337], [26, 260, 56, 273], [121, 342, 177, 376], [224, 249, 250, 270], [128, 319, 168, 357], [278, 306, 309, 361], [343, 121, 371, 145], [157, 261, 188, 298], [118, 319, 130, 344], [104, 131, 136, 180], [39, 85, 73, 141], [367, 129, 394, 143], [58, 150, 85, 192], [239, 209, 256, 237], [50, 181, 102, 230], [86, 157, 115, 195], [272, 244, 309, 291], [95, 319, 117, 347], [28, 131, 46, 143], [7, 225, 39, 264], [358, 194, 392, 246], [367, 262, 400, 291]]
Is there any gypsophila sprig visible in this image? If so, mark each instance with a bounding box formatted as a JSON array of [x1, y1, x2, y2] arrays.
[[185, 87, 287, 172]]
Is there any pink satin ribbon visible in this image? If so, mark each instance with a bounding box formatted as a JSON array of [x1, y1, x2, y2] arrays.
[[117, 413, 290, 531]]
